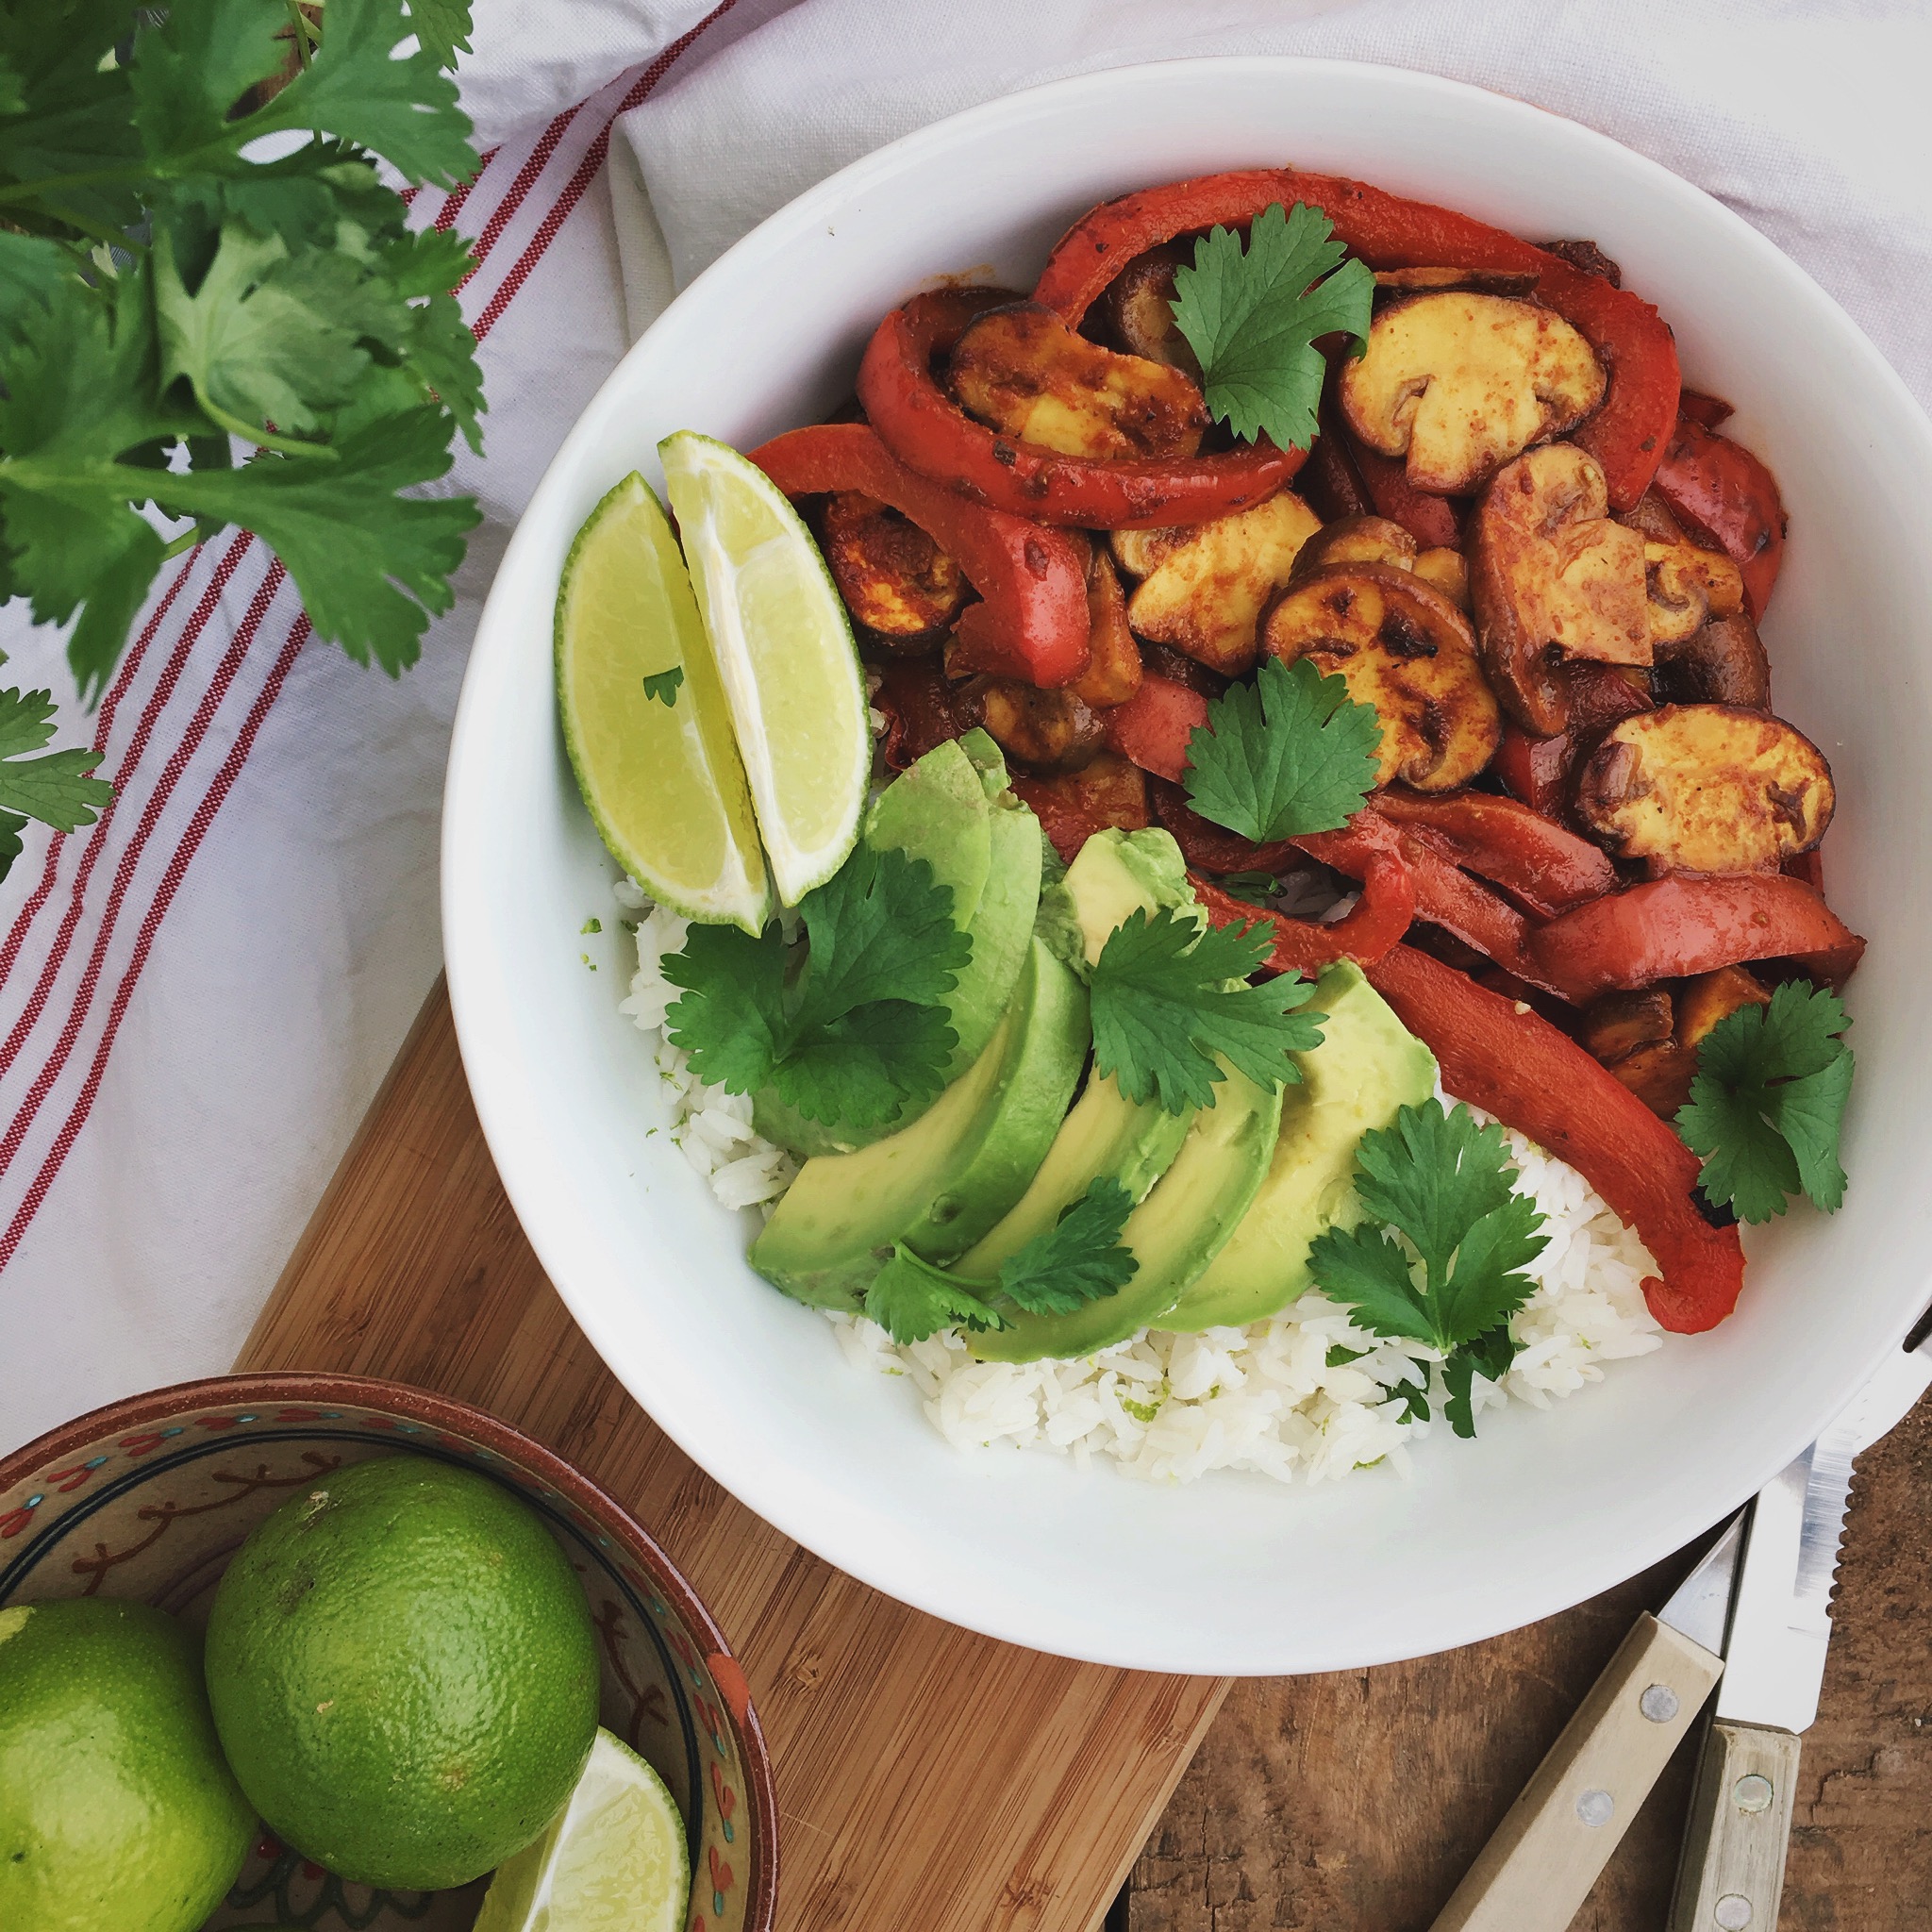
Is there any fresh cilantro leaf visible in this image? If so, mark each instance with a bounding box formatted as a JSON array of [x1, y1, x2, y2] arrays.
[[1183, 656, 1381, 842], [407, 0, 475, 72], [1169, 201, 1374, 453], [1676, 983, 1853, 1222], [663, 843, 969, 1130], [642, 668, 683, 707], [0, 808, 25, 883], [996, 1178, 1139, 1316], [0, 686, 112, 844], [1308, 1099, 1547, 1438], [864, 1249, 1001, 1345], [1215, 870, 1283, 908], [1324, 1343, 1366, 1368], [1088, 904, 1324, 1113]]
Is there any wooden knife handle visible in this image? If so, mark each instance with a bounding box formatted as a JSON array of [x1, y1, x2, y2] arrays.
[[1429, 1614, 1724, 1932], [1667, 1720, 1801, 1932]]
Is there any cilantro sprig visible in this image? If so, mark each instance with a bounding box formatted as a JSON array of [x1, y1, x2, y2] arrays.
[[0, 0, 483, 703], [663, 841, 972, 1131], [863, 1178, 1140, 1344], [1088, 905, 1325, 1114], [1308, 1100, 1549, 1438], [1675, 983, 1853, 1224], [1183, 655, 1382, 842], [1169, 201, 1374, 453], [0, 683, 113, 881]]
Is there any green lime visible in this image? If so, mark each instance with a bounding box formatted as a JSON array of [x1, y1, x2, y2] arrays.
[[0, 1596, 253, 1932], [558, 471, 773, 934], [660, 430, 870, 905], [203, 1454, 599, 1891], [473, 1727, 690, 1932]]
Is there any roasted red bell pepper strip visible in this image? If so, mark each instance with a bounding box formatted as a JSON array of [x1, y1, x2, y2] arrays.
[[1009, 752, 1152, 863], [855, 290, 1302, 530], [1528, 874, 1865, 1002], [1492, 663, 1652, 817], [1148, 780, 1301, 874], [1653, 413, 1786, 621], [1101, 672, 1208, 783], [1365, 943, 1745, 1332], [1341, 429, 1463, 548], [1035, 169, 1680, 509], [1193, 851, 1414, 973], [751, 422, 1091, 687], [1372, 788, 1616, 917], [1677, 389, 1734, 430], [873, 657, 971, 771]]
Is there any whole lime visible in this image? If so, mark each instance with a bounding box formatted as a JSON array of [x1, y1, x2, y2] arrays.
[[204, 1454, 599, 1890], [0, 1596, 254, 1932]]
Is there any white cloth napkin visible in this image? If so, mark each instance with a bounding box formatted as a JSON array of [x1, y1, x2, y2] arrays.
[[4, 0, 1928, 1456]]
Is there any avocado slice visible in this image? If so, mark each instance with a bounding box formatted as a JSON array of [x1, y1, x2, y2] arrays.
[[954, 824, 1199, 1278], [972, 1064, 1282, 1362], [1163, 960, 1438, 1332], [750, 936, 1090, 1310], [754, 733, 1042, 1157]]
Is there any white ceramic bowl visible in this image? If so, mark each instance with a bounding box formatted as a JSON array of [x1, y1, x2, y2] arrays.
[[444, 58, 1932, 1674]]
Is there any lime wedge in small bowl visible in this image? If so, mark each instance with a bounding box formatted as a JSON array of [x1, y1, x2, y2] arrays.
[[557, 472, 773, 933], [473, 1727, 691, 1932], [660, 430, 870, 905]]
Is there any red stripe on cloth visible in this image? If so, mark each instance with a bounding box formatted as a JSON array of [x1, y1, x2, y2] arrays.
[[0, 535, 258, 1080], [0, 547, 205, 991], [456, 100, 587, 293], [0, 562, 285, 1179], [0, 612, 313, 1272]]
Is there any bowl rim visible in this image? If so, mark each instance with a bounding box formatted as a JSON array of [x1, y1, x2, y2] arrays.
[[0, 1368, 779, 1932], [444, 52, 1932, 1674]]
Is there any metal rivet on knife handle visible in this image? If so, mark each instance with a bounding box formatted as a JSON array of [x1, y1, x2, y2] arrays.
[[1714, 1894, 1753, 1929], [1733, 1774, 1774, 1814], [1641, 1683, 1681, 1723]]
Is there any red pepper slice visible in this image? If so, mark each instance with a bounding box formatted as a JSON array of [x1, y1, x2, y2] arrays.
[[872, 657, 970, 771], [1372, 788, 1616, 917], [1009, 752, 1153, 863], [1101, 671, 1208, 783], [855, 290, 1302, 530], [1192, 850, 1414, 974], [1653, 414, 1786, 621], [1528, 874, 1865, 1002], [1035, 169, 1680, 510], [1341, 430, 1463, 548], [751, 422, 1091, 687], [1365, 943, 1745, 1332]]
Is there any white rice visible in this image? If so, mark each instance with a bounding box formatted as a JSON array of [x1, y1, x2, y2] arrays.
[[620, 881, 1662, 1485]]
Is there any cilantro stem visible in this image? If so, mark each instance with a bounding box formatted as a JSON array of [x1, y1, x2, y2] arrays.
[[284, 0, 319, 66], [156, 529, 202, 563], [190, 391, 341, 463]]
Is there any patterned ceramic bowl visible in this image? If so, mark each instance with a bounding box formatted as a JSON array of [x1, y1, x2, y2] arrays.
[[0, 1372, 776, 1932]]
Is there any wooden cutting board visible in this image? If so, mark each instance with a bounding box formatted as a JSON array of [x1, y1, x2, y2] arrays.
[[239, 984, 1226, 1932]]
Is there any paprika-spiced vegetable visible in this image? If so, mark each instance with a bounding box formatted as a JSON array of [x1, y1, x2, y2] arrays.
[[751, 422, 1091, 686], [1193, 853, 1415, 974], [855, 289, 1302, 529], [1034, 168, 1680, 509], [1528, 874, 1866, 1002], [1366, 943, 1746, 1333], [1010, 752, 1152, 862], [1373, 787, 1616, 917], [1102, 671, 1208, 782], [1653, 412, 1787, 621]]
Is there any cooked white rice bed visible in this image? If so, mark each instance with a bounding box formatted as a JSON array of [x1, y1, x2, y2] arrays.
[[620, 885, 1662, 1487]]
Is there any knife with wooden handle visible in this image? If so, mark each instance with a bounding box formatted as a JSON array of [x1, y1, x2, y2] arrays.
[[1428, 1518, 1740, 1932]]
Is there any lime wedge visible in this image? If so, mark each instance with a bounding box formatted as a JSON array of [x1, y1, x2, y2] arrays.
[[472, 1728, 691, 1932], [557, 473, 772, 933], [660, 430, 870, 904]]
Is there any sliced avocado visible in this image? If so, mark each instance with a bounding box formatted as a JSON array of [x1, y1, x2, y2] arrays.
[[1163, 960, 1438, 1332], [755, 736, 1044, 1157], [956, 823, 1201, 1278], [751, 936, 1090, 1309], [973, 1064, 1282, 1362]]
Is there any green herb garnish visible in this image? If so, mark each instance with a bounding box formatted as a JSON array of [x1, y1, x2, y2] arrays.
[[1169, 200, 1374, 453], [663, 841, 970, 1130], [642, 667, 683, 707], [1308, 1099, 1548, 1438], [863, 1178, 1140, 1343], [1675, 983, 1853, 1224], [0, 685, 114, 881]]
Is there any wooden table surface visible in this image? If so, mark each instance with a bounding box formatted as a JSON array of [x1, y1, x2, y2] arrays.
[[248, 985, 1929, 1932]]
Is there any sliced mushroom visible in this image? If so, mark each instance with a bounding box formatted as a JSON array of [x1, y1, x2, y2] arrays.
[[947, 300, 1206, 461], [1101, 244, 1198, 374], [1339, 291, 1607, 494], [1645, 540, 1745, 646], [821, 491, 967, 638], [1124, 490, 1323, 676], [1071, 549, 1142, 708], [1574, 704, 1834, 874], [1288, 514, 1417, 582], [1584, 968, 1770, 1118], [1582, 988, 1674, 1067], [1619, 486, 1687, 545], [1411, 546, 1469, 611], [1469, 443, 1650, 734], [1110, 524, 1184, 579], [1259, 563, 1501, 791], [960, 677, 1106, 774], [1654, 610, 1772, 710], [1373, 265, 1541, 297]]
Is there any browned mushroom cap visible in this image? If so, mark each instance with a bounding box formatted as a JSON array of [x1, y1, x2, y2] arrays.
[[1101, 244, 1199, 375], [1287, 514, 1417, 582], [1339, 291, 1607, 494], [958, 676, 1106, 774], [1582, 968, 1770, 1117], [821, 491, 967, 638], [1259, 563, 1501, 791], [1372, 265, 1541, 297], [1574, 704, 1834, 875], [1412, 546, 1470, 611], [1654, 611, 1772, 709], [947, 300, 1207, 461], [1121, 490, 1323, 676], [1644, 540, 1745, 646], [1469, 443, 1650, 734]]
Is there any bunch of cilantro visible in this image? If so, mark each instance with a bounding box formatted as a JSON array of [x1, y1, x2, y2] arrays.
[[0, 0, 485, 874]]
